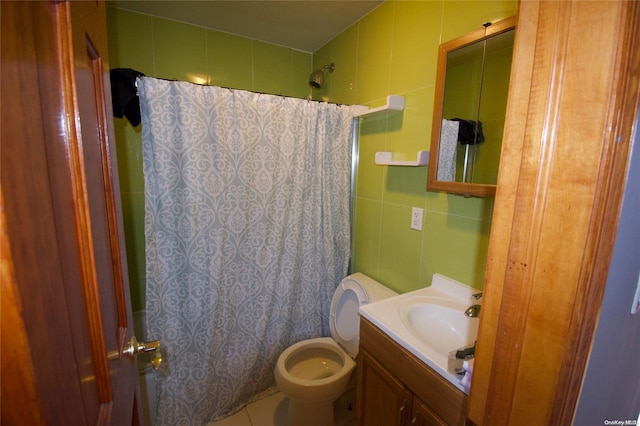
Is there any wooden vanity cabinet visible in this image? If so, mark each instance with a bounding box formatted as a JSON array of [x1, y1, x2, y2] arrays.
[[411, 397, 448, 426], [357, 350, 414, 425], [356, 318, 466, 426]]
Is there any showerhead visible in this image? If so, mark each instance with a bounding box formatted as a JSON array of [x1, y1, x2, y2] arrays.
[[309, 63, 335, 89]]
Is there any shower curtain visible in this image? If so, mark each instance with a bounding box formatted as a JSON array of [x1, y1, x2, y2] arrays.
[[138, 77, 355, 424]]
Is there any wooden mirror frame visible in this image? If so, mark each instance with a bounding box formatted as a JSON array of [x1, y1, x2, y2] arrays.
[[427, 16, 516, 197]]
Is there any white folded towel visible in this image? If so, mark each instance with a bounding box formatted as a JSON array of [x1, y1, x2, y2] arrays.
[[437, 119, 459, 181]]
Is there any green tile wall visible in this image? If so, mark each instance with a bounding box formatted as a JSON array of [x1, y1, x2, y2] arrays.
[[107, 1, 518, 309], [106, 7, 314, 311], [315, 0, 518, 293]]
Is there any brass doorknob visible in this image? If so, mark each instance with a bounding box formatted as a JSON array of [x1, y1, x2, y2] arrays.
[[123, 336, 163, 370]]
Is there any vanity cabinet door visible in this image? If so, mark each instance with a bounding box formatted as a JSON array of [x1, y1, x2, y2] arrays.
[[358, 318, 468, 425], [410, 398, 448, 426], [357, 349, 414, 426]]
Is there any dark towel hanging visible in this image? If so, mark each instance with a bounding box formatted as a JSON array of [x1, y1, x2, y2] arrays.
[[451, 118, 485, 145], [110, 68, 145, 126]]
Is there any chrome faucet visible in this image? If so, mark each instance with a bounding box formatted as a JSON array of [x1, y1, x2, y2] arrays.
[[464, 304, 481, 317], [464, 292, 482, 317]]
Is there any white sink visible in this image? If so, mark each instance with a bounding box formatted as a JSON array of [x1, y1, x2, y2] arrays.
[[359, 274, 480, 393], [399, 296, 478, 355]]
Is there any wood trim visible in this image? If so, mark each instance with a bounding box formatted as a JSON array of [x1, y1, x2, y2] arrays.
[[468, 1, 639, 424], [86, 35, 128, 331], [426, 15, 516, 198], [550, 1, 640, 423], [484, 2, 575, 422], [439, 15, 517, 58], [467, 1, 536, 419], [69, 1, 139, 423], [55, 1, 113, 403]]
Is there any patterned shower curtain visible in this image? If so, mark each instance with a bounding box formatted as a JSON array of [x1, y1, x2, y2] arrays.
[[138, 77, 355, 424]]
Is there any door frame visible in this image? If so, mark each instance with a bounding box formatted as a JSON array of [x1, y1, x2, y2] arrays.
[[468, 1, 640, 424]]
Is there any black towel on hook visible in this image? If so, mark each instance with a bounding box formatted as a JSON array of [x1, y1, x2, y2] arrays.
[[452, 118, 485, 145], [110, 68, 145, 126]]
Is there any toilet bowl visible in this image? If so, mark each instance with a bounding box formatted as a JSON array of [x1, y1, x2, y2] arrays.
[[274, 273, 397, 426]]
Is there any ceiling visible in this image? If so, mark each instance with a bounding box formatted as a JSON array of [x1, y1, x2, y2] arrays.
[[107, 1, 384, 53]]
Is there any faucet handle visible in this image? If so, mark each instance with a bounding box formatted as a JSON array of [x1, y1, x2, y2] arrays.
[[472, 292, 483, 300]]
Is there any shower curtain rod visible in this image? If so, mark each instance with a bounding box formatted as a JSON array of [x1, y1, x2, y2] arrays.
[[134, 75, 354, 109]]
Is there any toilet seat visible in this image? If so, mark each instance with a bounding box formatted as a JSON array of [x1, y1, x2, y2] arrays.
[[329, 277, 369, 359]]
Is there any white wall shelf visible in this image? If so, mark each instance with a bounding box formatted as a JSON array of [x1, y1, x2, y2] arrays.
[[353, 95, 405, 118], [375, 151, 430, 167]]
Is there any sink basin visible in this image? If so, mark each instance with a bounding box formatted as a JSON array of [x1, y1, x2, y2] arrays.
[[359, 274, 480, 393], [398, 296, 478, 356]]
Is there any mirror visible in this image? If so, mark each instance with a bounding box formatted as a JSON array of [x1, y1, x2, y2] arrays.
[[427, 16, 516, 197]]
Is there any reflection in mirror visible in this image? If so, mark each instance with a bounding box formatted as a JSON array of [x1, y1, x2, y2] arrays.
[[427, 17, 516, 197]]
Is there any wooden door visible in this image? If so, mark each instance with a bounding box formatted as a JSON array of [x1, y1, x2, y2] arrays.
[[410, 398, 447, 426], [1, 1, 141, 424], [356, 350, 414, 426]]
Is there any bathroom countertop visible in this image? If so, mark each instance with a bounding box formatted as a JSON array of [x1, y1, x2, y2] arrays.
[[358, 274, 479, 394]]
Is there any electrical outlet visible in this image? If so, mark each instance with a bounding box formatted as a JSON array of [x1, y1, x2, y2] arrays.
[[411, 207, 423, 231]]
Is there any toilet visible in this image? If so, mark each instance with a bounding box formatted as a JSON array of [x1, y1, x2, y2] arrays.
[[274, 273, 397, 426]]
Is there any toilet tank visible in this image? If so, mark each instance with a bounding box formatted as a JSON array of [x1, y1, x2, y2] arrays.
[[351, 273, 397, 303]]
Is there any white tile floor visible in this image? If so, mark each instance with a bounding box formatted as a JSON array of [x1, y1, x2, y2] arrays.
[[206, 389, 356, 426]]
